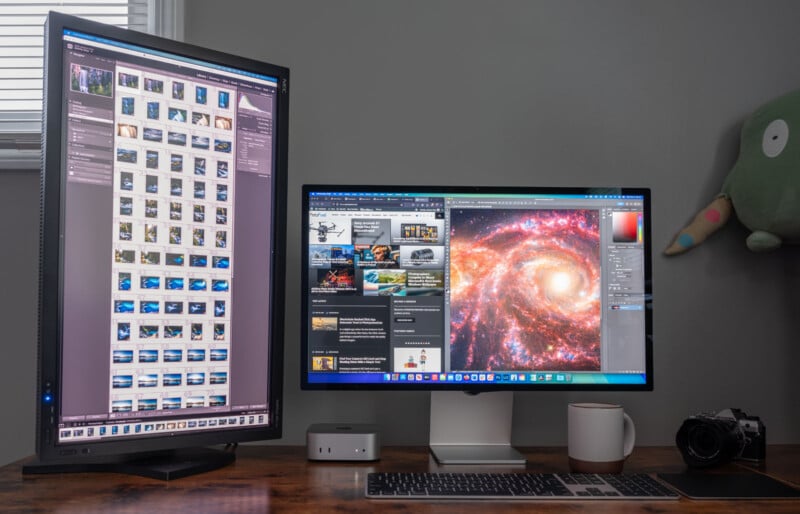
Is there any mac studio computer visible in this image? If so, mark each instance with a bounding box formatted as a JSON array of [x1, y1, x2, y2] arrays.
[[25, 12, 288, 479], [301, 185, 652, 465]]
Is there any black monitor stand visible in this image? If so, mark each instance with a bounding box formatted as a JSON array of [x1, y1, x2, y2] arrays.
[[22, 446, 235, 480]]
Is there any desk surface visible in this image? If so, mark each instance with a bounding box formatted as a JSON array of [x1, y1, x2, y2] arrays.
[[1, 445, 798, 513]]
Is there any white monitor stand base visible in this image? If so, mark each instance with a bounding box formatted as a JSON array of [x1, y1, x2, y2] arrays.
[[428, 390, 526, 465]]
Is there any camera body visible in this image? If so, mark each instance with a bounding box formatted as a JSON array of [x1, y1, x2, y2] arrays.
[[676, 408, 766, 468]]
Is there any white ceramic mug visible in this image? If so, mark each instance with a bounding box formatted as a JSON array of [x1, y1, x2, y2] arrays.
[[567, 402, 635, 473]]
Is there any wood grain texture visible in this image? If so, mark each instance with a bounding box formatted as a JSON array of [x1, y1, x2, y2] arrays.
[[1, 446, 797, 513]]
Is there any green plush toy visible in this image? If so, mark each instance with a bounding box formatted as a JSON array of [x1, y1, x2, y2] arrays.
[[665, 89, 800, 255]]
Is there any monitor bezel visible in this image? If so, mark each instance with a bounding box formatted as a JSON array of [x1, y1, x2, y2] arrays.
[[300, 184, 653, 392], [35, 11, 288, 463]]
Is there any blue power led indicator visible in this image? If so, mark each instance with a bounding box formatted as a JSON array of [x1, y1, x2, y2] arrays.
[[43, 394, 53, 404]]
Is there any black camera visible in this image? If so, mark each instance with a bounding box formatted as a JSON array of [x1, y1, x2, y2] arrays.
[[676, 408, 766, 468]]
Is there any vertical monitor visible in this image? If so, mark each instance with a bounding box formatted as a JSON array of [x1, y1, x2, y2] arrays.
[[301, 186, 652, 391], [31, 12, 288, 476]]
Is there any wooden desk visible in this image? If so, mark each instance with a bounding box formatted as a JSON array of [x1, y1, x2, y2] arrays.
[[1, 446, 797, 513]]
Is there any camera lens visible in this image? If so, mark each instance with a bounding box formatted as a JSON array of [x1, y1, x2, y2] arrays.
[[686, 424, 723, 460], [676, 417, 742, 468]]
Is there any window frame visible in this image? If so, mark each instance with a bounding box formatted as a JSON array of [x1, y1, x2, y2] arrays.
[[0, 0, 184, 170]]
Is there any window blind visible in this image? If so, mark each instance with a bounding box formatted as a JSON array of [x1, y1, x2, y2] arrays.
[[0, 1, 148, 117]]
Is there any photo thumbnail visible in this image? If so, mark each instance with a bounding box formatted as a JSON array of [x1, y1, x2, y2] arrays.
[[118, 72, 139, 89], [144, 223, 157, 243], [218, 91, 230, 109], [191, 323, 203, 340], [141, 251, 160, 265], [212, 256, 229, 269], [187, 396, 205, 408], [112, 400, 132, 413], [163, 373, 182, 386], [214, 139, 231, 153], [140, 276, 160, 289], [162, 397, 181, 409], [116, 148, 137, 164], [142, 127, 162, 142], [112, 350, 133, 364], [214, 116, 232, 130], [209, 395, 226, 407], [168, 131, 187, 146], [112, 375, 133, 388], [144, 199, 158, 218], [71, 64, 113, 96], [118, 221, 132, 241], [114, 249, 134, 264], [396, 220, 444, 244], [405, 270, 444, 296], [363, 269, 407, 296], [146, 150, 159, 169], [166, 276, 184, 290], [170, 202, 182, 220], [311, 317, 337, 331], [213, 323, 225, 340], [356, 244, 399, 268], [312, 355, 336, 371], [210, 348, 228, 361], [147, 101, 160, 120], [163, 349, 183, 362], [311, 267, 357, 294], [308, 215, 350, 244], [172, 82, 184, 100], [119, 171, 133, 190], [168, 107, 187, 123], [171, 178, 183, 196], [191, 135, 210, 150], [117, 123, 137, 139], [118, 272, 131, 291], [187, 349, 206, 362], [165, 301, 183, 314], [138, 398, 157, 411], [189, 278, 207, 291], [138, 374, 158, 387], [195, 86, 207, 104], [120, 97, 135, 115], [144, 77, 164, 94], [117, 322, 130, 341], [164, 325, 183, 338], [192, 112, 210, 126], [393, 347, 442, 373], [119, 197, 133, 216], [193, 228, 205, 246], [216, 161, 228, 178], [170, 153, 183, 172]]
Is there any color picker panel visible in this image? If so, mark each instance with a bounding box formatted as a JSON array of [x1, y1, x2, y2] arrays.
[[612, 211, 641, 243]]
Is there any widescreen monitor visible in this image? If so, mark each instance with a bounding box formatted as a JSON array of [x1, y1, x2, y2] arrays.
[[26, 12, 288, 479], [301, 185, 652, 463]]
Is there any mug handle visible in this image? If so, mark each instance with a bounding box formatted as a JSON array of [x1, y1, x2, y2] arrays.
[[622, 413, 636, 458]]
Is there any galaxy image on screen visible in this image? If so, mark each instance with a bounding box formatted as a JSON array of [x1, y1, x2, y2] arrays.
[[449, 208, 601, 371]]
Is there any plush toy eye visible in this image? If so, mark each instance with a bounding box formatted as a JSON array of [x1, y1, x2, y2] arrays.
[[762, 119, 789, 158]]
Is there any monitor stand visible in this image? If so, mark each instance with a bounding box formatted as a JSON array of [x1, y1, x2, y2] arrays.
[[22, 447, 235, 480], [428, 391, 526, 465]]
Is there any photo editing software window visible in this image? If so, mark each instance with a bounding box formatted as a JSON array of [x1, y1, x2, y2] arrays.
[[58, 30, 278, 442], [306, 191, 648, 385]]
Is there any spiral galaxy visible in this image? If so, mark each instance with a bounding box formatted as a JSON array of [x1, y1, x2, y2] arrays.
[[449, 209, 601, 371]]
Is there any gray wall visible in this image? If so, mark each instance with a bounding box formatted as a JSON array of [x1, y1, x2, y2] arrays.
[[3, 0, 800, 466]]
